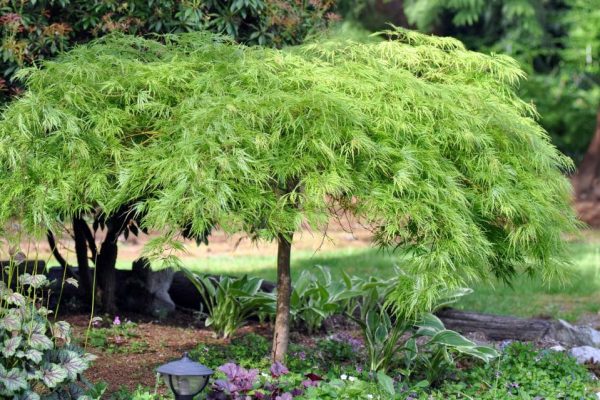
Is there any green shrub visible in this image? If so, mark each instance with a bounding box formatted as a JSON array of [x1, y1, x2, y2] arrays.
[[184, 272, 275, 338], [0, 272, 96, 398], [290, 266, 358, 334]]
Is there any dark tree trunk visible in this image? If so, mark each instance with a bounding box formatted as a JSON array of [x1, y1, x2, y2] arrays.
[[272, 233, 293, 363], [72, 217, 92, 302], [96, 216, 121, 314], [575, 107, 600, 200]]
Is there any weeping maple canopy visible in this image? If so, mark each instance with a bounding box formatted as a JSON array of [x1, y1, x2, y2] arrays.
[[0, 29, 578, 314]]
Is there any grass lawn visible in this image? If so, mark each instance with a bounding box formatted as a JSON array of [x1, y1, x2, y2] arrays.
[[171, 239, 600, 322]]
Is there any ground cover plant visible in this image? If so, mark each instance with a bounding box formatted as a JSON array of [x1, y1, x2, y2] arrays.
[[108, 335, 599, 399], [0, 261, 96, 398]]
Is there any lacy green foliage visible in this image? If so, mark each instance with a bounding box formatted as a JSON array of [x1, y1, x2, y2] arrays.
[[0, 0, 336, 99], [184, 272, 275, 338], [0, 29, 578, 314], [0, 274, 95, 399], [520, 74, 599, 163]]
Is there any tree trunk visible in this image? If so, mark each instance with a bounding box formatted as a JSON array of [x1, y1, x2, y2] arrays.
[[72, 217, 92, 302], [272, 233, 293, 363], [96, 217, 120, 314], [575, 107, 600, 200]]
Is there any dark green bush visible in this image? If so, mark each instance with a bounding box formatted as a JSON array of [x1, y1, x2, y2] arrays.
[[0, 0, 336, 99]]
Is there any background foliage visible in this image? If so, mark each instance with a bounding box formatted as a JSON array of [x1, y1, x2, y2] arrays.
[[339, 0, 600, 163], [0, 0, 336, 100]]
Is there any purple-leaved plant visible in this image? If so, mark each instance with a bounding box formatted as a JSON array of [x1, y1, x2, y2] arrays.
[[270, 361, 289, 378], [331, 332, 364, 351], [212, 363, 259, 397]]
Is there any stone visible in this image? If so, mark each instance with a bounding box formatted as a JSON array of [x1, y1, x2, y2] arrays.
[[569, 346, 600, 364], [550, 319, 600, 347], [146, 268, 176, 318], [549, 345, 566, 352]]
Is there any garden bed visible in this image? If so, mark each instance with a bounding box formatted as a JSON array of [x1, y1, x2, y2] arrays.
[[65, 311, 600, 399]]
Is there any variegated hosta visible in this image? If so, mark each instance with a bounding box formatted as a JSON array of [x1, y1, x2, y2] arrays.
[[0, 276, 97, 399]]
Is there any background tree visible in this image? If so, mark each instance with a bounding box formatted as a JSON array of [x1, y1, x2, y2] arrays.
[[339, 0, 599, 165], [0, 0, 336, 101], [0, 29, 578, 360], [566, 0, 600, 201]]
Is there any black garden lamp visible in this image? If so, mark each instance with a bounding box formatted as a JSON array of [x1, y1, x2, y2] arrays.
[[157, 352, 213, 399]]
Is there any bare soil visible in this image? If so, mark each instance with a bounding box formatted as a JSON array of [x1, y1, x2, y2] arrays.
[[66, 312, 279, 395]]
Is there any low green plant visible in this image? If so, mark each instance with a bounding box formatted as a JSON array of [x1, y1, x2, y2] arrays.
[[348, 272, 498, 377], [426, 342, 598, 399], [190, 333, 271, 370], [87, 318, 147, 354], [111, 385, 167, 400], [0, 273, 96, 398], [300, 374, 384, 400], [184, 271, 275, 339], [290, 266, 358, 334], [316, 336, 360, 365]]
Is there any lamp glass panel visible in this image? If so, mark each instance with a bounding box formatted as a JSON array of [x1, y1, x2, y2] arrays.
[[163, 375, 207, 395]]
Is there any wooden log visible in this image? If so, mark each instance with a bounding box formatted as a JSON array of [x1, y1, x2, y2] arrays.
[[437, 308, 554, 342]]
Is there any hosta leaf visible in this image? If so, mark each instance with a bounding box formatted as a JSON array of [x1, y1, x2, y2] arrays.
[[2, 336, 22, 357], [19, 274, 49, 289], [1, 311, 22, 332], [41, 363, 68, 388], [28, 333, 53, 351], [52, 321, 71, 343], [455, 345, 499, 362], [0, 365, 28, 392], [65, 278, 79, 288], [429, 329, 476, 348], [6, 292, 26, 306], [59, 351, 88, 380]]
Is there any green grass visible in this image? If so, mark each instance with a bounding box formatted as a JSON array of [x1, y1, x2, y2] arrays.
[[456, 241, 600, 322], [165, 240, 600, 322], [180, 247, 404, 282]]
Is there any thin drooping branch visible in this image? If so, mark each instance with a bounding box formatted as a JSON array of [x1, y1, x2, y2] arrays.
[[46, 231, 72, 270]]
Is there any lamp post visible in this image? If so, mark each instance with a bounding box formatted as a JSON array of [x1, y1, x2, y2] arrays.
[[157, 352, 214, 399]]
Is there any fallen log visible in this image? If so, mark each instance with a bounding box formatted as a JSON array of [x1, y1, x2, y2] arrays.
[[437, 308, 600, 348], [436, 308, 553, 342]]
